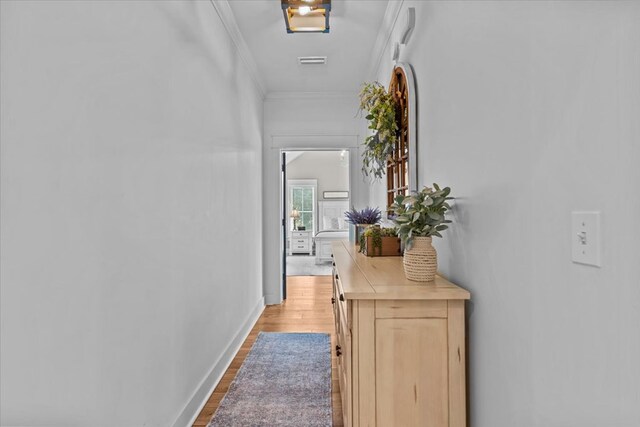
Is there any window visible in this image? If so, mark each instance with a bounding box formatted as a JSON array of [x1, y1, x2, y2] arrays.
[[288, 180, 317, 234], [387, 66, 410, 210]]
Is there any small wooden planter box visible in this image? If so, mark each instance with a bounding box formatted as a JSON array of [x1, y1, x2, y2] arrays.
[[362, 236, 402, 257], [353, 224, 369, 248]]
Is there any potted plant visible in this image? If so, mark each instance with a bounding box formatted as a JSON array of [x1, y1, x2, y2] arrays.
[[390, 184, 453, 282], [359, 226, 401, 257], [344, 207, 382, 247], [359, 82, 398, 179]]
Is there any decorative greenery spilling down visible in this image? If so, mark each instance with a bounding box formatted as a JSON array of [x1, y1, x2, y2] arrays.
[[344, 206, 382, 225], [390, 184, 453, 249], [359, 226, 398, 254], [359, 82, 398, 179]]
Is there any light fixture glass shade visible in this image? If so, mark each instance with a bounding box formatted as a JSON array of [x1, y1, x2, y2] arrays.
[[281, 0, 331, 33], [290, 209, 300, 218]]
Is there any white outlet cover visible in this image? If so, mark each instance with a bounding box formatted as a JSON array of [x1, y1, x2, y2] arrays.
[[571, 211, 602, 267]]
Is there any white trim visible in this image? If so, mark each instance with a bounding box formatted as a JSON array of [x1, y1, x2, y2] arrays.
[[265, 91, 358, 101], [367, 0, 405, 81], [173, 296, 265, 427], [271, 135, 360, 149], [288, 179, 318, 235], [208, 0, 267, 97]]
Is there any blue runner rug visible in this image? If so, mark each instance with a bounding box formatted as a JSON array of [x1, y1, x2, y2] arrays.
[[209, 332, 332, 427]]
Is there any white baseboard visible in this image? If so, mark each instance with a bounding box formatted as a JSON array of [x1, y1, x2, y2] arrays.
[[172, 296, 265, 427]]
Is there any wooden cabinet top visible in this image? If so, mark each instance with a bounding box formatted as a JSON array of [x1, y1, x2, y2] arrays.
[[332, 240, 471, 301]]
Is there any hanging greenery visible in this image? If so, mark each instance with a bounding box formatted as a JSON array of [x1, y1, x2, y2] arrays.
[[359, 82, 398, 179]]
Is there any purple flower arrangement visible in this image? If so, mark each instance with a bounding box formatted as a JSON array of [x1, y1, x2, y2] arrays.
[[344, 207, 382, 225]]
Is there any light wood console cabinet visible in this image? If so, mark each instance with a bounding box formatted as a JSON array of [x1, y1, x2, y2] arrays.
[[331, 241, 470, 427]]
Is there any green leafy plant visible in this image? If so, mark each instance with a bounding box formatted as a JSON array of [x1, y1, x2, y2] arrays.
[[390, 184, 453, 249], [359, 82, 398, 179], [359, 226, 398, 254]]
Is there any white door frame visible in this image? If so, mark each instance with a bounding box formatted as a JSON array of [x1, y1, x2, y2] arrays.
[[263, 135, 363, 305]]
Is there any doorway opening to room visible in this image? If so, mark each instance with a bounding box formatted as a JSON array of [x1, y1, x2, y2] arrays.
[[281, 149, 350, 298]]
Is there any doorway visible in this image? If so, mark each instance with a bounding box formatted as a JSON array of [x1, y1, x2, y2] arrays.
[[281, 150, 350, 298]]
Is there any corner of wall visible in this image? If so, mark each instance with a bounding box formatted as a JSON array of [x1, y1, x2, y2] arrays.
[[366, 0, 405, 81], [208, 0, 266, 98]]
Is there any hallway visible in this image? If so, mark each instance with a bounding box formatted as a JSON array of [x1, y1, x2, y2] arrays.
[[2, 1, 640, 426], [193, 276, 343, 427]]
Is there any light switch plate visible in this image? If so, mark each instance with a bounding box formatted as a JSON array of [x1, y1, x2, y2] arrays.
[[571, 211, 601, 267]]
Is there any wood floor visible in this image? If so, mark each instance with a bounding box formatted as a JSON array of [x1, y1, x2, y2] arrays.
[[192, 275, 343, 427]]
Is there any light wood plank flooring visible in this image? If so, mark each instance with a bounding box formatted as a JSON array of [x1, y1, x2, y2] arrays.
[[193, 275, 343, 427]]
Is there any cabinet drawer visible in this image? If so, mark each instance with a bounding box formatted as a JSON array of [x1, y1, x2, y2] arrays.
[[334, 277, 349, 327], [293, 244, 309, 250], [293, 239, 308, 244], [291, 231, 308, 238], [376, 300, 448, 319]]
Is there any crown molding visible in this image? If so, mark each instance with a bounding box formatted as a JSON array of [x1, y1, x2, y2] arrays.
[[208, 0, 267, 97], [366, 0, 405, 81], [265, 91, 358, 101]]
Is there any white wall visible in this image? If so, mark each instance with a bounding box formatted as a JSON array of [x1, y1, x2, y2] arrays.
[[370, 1, 640, 426], [263, 94, 366, 303], [287, 151, 350, 201], [286, 151, 350, 235], [0, 2, 264, 426]]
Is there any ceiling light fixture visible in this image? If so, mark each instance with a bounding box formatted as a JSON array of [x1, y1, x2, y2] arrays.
[[281, 0, 331, 34]]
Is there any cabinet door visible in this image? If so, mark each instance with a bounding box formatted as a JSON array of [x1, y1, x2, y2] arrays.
[[375, 318, 449, 426]]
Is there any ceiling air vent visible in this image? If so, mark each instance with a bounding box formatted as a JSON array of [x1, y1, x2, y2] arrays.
[[298, 56, 327, 65]]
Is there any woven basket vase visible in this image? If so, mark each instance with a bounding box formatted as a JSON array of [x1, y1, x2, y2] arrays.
[[403, 236, 437, 282]]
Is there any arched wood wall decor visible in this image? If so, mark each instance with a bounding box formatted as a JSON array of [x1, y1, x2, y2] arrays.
[[386, 63, 417, 210]]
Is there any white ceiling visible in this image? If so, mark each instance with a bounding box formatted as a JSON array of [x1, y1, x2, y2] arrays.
[[227, 0, 390, 94]]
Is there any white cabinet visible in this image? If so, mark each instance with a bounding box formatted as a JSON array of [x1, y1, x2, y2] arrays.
[[289, 230, 312, 255]]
